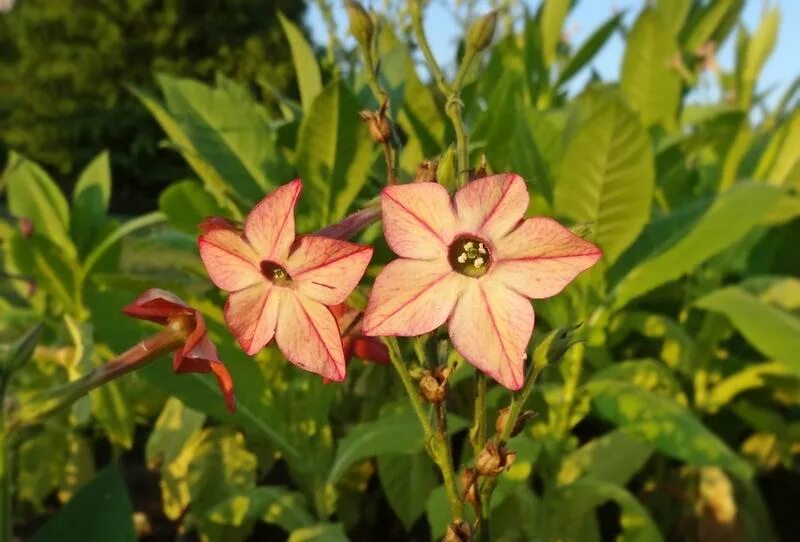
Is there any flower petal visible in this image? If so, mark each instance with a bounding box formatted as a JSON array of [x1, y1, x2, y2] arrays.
[[224, 282, 283, 355], [492, 217, 602, 299], [174, 335, 236, 413], [122, 288, 191, 324], [287, 235, 373, 305], [198, 228, 262, 292], [453, 174, 528, 242], [448, 280, 533, 390], [362, 258, 466, 336], [381, 182, 456, 259], [275, 293, 346, 381], [244, 179, 302, 261]]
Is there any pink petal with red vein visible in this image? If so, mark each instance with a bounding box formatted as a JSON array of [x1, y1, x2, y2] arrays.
[[198, 228, 262, 292], [453, 174, 528, 242], [362, 258, 466, 337], [224, 282, 283, 355], [275, 292, 346, 381], [381, 182, 456, 259], [492, 217, 602, 299], [448, 280, 533, 390], [244, 179, 302, 260], [287, 235, 373, 305]]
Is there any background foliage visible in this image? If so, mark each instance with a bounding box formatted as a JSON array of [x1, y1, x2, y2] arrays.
[[1, 0, 799, 540]]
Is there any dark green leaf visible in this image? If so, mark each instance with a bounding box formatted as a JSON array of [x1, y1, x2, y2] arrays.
[[377, 452, 438, 530], [71, 151, 111, 256], [159, 180, 227, 234]]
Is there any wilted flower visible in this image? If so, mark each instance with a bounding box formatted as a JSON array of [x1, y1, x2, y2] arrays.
[[363, 174, 601, 389], [122, 288, 235, 412], [198, 180, 373, 382]]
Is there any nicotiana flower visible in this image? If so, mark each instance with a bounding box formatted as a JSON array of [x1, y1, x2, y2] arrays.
[[198, 180, 373, 382], [362, 174, 601, 390], [122, 288, 235, 412]]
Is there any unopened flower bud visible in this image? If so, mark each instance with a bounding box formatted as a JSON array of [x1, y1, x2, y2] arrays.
[[415, 160, 438, 183], [359, 110, 392, 144], [534, 323, 582, 369], [466, 10, 497, 54], [475, 440, 516, 477], [346, 0, 374, 48], [419, 367, 450, 403], [436, 146, 457, 189], [443, 519, 472, 542], [460, 467, 479, 506], [495, 407, 537, 438]]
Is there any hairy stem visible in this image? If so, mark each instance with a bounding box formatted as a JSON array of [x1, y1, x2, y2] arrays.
[[383, 337, 463, 520], [470, 373, 487, 458], [360, 42, 400, 185]]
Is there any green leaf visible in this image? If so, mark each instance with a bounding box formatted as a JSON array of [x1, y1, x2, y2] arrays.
[[754, 106, 800, 186], [296, 81, 374, 227], [377, 452, 438, 531], [554, 88, 655, 264], [655, 0, 692, 36], [586, 379, 753, 479], [288, 524, 349, 542], [540, 0, 570, 68], [279, 13, 322, 111], [547, 479, 663, 542], [612, 184, 785, 307], [71, 151, 111, 256], [327, 407, 467, 485], [621, 8, 681, 129], [557, 430, 653, 486], [707, 362, 793, 412], [2, 323, 42, 374], [590, 359, 688, 403], [31, 466, 136, 542], [695, 286, 800, 376], [5, 152, 74, 254], [208, 487, 315, 532], [159, 180, 227, 234], [146, 397, 206, 469], [682, 0, 744, 52], [739, 8, 780, 105], [557, 12, 623, 86]]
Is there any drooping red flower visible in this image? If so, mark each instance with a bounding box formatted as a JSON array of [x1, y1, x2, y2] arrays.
[[330, 303, 389, 366], [198, 180, 373, 382], [122, 288, 235, 412], [362, 174, 601, 390]]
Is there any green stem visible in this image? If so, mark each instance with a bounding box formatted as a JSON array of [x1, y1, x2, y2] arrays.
[[1, 378, 11, 542], [9, 325, 187, 433], [470, 373, 487, 458], [409, 1, 452, 96], [383, 338, 463, 521], [446, 97, 471, 187]]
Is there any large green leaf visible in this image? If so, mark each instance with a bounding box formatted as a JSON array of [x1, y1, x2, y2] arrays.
[[295, 80, 374, 227], [327, 407, 467, 485], [208, 486, 315, 533], [655, 0, 692, 36], [71, 151, 111, 256], [558, 429, 653, 487], [540, 0, 570, 68], [554, 88, 654, 264], [377, 452, 438, 531], [695, 286, 800, 376], [738, 8, 780, 106], [31, 466, 135, 542], [159, 180, 227, 234], [546, 479, 663, 542], [146, 397, 206, 469], [557, 12, 623, 86], [682, 0, 744, 52], [5, 152, 74, 254], [754, 106, 800, 186], [621, 8, 681, 129], [288, 523, 349, 542], [612, 184, 785, 307], [586, 379, 753, 479], [279, 13, 322, 111]]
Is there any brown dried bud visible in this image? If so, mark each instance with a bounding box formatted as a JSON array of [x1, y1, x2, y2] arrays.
[[460, 467, 479, 507], [495, 407, 537, 438], [345, 0, 374, 48], [465, 10, 497, 54], [359, 110, 392, 144], [419, 367, 450, 403], [475, 440, 517, 477], [18, 216, 34, 238], [443, 519, 472, 542], [470, 154, 489, 181], [415, 160, 438, 183]]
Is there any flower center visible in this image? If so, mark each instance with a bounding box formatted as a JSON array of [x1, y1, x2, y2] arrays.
[[448, 236, 491, 278], [260, 260, 291, 285]]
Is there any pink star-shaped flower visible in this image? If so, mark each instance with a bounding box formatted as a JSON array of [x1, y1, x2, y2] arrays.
[[362, 174, 601, 390], [198, 180, 373, 382], [122, 288, 236, 412]]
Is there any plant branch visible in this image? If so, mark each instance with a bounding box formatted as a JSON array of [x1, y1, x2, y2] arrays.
[[409, 1, 452, 96]]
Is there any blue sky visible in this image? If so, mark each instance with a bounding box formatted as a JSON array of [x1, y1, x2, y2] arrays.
[[307, 1, 800, 106]]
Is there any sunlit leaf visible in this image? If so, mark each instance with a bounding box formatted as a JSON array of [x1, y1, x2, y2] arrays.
[[71, 151, 111, 256], [279, 13, 322, 112]]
